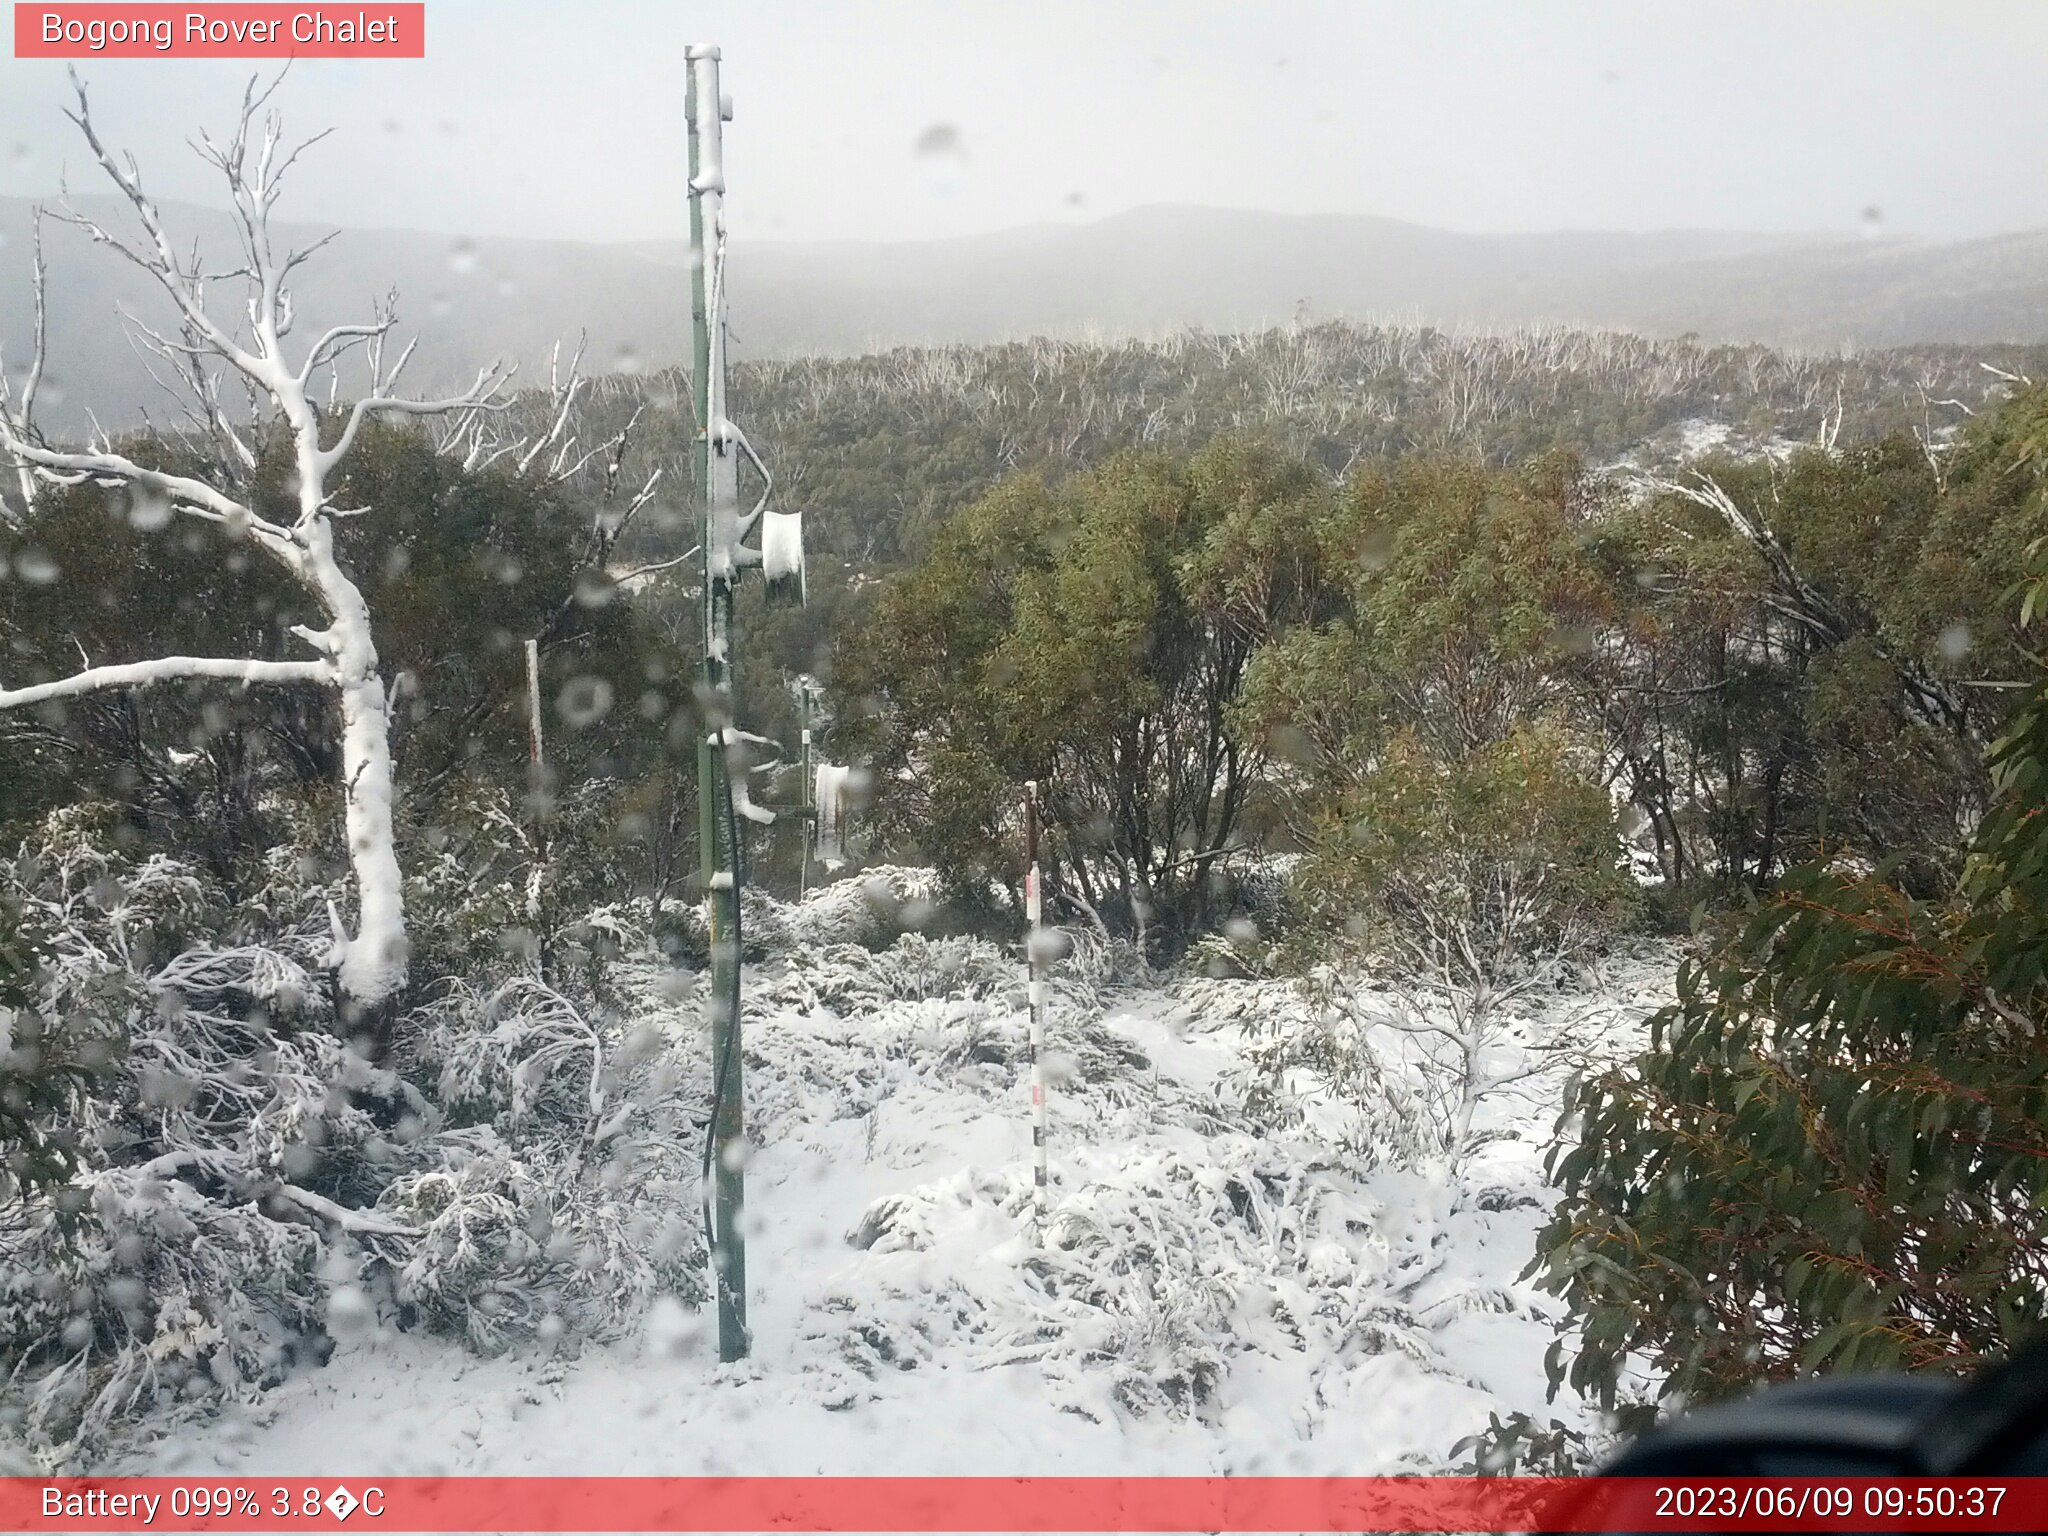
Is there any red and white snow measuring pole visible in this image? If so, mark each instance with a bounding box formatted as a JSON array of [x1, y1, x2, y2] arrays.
[[1023, 781, 1050, 1235]]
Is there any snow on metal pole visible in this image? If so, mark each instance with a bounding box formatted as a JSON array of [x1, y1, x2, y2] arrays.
[[689, 40, 749, 1364], [1024, 780, 1050, 1237]]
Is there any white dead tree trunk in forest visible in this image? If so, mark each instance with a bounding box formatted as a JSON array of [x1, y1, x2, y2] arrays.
[[0, 75, 508, 1009]]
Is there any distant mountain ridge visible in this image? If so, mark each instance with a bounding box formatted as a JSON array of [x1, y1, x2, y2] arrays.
[[4, 195, 2047, 429]]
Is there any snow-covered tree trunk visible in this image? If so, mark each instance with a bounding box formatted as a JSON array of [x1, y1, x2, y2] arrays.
[[0, 74, 509, 1009], [299, 519, 409, 1002]]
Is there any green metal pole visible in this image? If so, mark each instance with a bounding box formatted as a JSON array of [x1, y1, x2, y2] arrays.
[[799, 682, 814, 902], [688, 43, 747, 1363]]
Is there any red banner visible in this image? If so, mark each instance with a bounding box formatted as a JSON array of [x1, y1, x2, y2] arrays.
[[13, 5, 425, 58], [0, 1476, 2039, 1532]]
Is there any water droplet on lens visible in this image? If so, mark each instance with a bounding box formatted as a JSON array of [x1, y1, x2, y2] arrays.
[[327, 1285, 376, 1337], [644, 1294, 700, 1360], [557, 675, 614, 728], [128, 486, 173, 531]]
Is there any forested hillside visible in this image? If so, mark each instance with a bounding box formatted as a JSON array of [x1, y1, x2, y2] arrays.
[[14, 195, 2048, 431]]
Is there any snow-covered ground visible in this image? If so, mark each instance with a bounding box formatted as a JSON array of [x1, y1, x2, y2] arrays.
[[128, 923, 1675, 1478]]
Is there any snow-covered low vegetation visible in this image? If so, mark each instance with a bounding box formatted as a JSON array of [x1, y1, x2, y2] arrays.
[[63, 863, 1670, 1478]]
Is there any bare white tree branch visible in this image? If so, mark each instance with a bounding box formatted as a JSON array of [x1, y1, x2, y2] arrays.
[[0, 656, 333, 710]]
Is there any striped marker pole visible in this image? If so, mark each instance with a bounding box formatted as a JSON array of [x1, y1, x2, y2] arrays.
[[1024, 781, 1050, 1237]]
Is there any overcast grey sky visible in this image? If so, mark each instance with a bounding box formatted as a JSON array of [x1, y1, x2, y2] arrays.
[[2, 0, 2044, 246]]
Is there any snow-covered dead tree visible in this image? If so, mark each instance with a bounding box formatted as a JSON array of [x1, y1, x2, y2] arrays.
[[0, 215, 49, 525], [0, 75, 509, 1010]]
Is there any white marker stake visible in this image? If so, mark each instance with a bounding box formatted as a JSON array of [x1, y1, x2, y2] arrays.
[[524, 638, 544, 765]]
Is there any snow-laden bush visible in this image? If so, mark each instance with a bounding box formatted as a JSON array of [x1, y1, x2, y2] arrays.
[[768, 934, 1020, 1016], [402, 777, 652, 989], [233, 793, 356, 963], [1182, 925, 1284, 981], [828, 1137, 1437, 1422], [0, 804, 715, 1466], [1, 1164, 326, 1465], [385, 966, 707, 1356], [757, 924, 1113, 1021], [1174, 971, 1438, 1168], [10, 804, 214, 974], [775, 866, 944, 951], [1227, 852, 1302, 926], [0, 895, 121, 1205], [0, 816, 433, 1466]]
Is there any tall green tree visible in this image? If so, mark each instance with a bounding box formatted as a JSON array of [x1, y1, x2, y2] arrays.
[[1235, 451, 1611, 820], [833, 440, 1333, 945]]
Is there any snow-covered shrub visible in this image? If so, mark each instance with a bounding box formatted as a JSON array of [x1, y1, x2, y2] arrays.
[[1034, 1158, 1241, 1413], [776, 865, 944, 951], [0, 894, 121, 1204], [1225, 852, 1302, 927], [1183, 925, 1282, 981], [828, 1140, 1423, 1423], [0, 1162, 326, 1466], [2, 851, 712, 1456], [402, 777, 652, 989], [1049, 920, 1149, 993], [375, 1133, 552, 1353], [1187, 972, 1437, 1169], [385, 963, 707, 1355], [0, 814, 441, 1466], [759, 927, 1113, 1026], [11, 804, 215, 975], [766, 934, 1016, 1017], [233, 792, 354, 964]]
